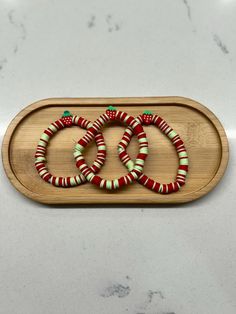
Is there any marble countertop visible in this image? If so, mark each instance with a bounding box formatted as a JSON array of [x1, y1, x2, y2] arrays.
[[0, 0, 236, 313]]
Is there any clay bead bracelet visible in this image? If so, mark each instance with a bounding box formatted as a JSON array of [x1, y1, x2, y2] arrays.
[[118, 111, 188, 194], [35, 111, 106, 187], [74, 106, 149, 190]]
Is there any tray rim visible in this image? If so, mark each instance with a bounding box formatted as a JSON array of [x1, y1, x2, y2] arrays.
[[1, 96, 229, 204]]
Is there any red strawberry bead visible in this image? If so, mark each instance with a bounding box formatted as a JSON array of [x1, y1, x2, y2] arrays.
[[142, 110, 153, 125], [61, 110, 73, 127], [106, 105, 117, 120]]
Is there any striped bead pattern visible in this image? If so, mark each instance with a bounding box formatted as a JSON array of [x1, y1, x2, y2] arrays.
[[74, 110, 149, 190], [118, 114, 188, 194], [35, 115, 106, 187]]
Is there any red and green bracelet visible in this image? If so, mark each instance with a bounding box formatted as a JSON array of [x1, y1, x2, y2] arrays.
[[74, 106, 149, 190], [118, 111, 188, 194], [35, 111, 106, 187]]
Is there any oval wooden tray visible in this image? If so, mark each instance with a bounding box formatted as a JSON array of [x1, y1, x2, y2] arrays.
[[2, 97, 229, 204]]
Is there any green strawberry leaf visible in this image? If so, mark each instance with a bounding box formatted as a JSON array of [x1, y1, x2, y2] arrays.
[[107, 105, 117, 111], [62, 110, 72, 117], [143, 110, 152, 115]]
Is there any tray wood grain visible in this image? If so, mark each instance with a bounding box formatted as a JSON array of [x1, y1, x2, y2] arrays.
[[2, 97, 229, 204]]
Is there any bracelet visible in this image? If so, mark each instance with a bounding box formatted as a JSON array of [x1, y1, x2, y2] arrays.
[[74, 106, 149, 190], [35, 111, 106, 187], [118, 111, 188, 194]]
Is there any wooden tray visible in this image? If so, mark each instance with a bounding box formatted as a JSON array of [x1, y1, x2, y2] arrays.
[[2, 97, 229, 204]]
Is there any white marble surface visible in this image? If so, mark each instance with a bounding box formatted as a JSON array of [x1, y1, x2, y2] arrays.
[[0, 0, 236, 313]]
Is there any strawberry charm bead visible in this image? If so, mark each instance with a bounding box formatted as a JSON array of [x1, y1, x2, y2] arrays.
[[142, 110, 153, 125], [61, 110, 73, 127], [106, 106, 117, 120]]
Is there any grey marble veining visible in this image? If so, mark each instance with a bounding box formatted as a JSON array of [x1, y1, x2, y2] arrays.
[[182, 0, 192, 21], [213, 33, 229, 54]]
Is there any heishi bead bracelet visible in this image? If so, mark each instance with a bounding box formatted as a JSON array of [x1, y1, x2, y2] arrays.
[[74, 106, 149, 190], [118, 111, 188, 194], [35, 107, 188, 193], [35, 111, 106, 187]]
